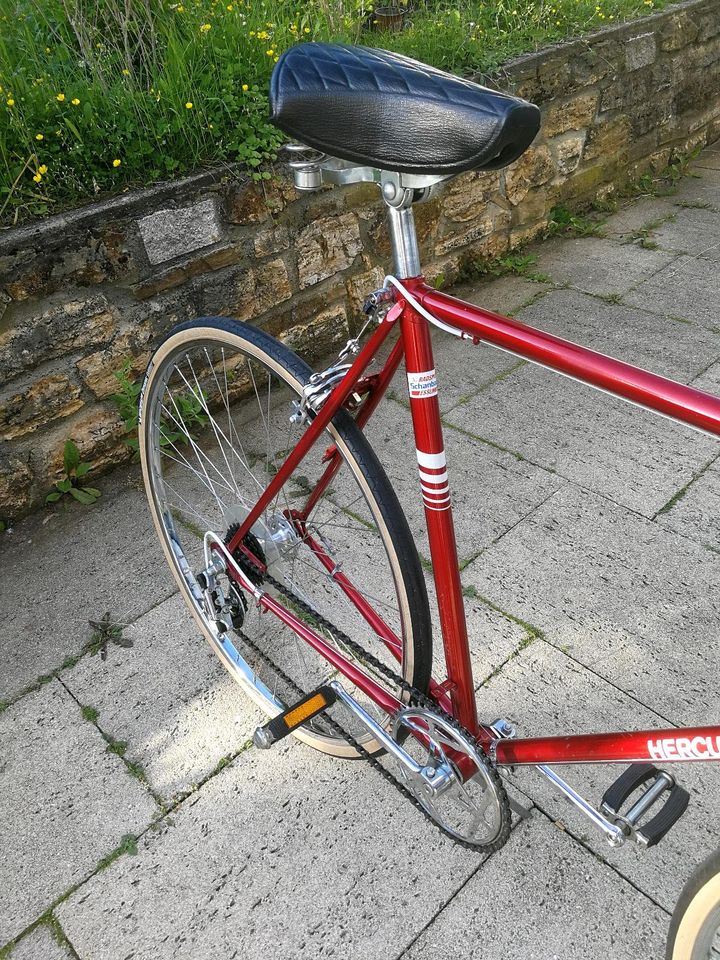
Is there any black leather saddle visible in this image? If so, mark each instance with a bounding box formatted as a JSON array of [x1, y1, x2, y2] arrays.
[[270, 43, 541, 177]]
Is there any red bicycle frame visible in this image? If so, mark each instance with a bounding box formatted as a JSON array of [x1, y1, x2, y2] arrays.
[[226, 276, 720, 769]]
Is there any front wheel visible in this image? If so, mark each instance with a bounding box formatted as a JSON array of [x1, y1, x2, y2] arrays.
[[667, 849, 720, 960], [139, 316, 432, 757]]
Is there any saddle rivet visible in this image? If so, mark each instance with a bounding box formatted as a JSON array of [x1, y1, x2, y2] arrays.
[[382, 181, 397, 201]]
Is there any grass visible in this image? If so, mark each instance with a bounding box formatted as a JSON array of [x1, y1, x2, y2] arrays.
[[458, 250, 550, 284], [1, 0, 671, 224]]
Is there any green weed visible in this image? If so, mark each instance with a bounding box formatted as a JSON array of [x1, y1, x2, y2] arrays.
[[45, 440, 100, 506], [459, 251, 540, 283], [546, 204, 604, 238]]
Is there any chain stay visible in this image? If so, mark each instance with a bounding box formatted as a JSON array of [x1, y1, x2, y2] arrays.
[[234, 551, 511, 852]]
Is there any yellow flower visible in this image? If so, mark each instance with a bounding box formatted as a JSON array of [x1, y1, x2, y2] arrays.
[[56, 92, 65, 101], [177, 3, 184, 9], [71, 97, 80, 105], [112, 158, 121, 167], [226, 3, 233, 8], [266, 48, 274, 56], [200, 22, 211, 32], [241, 83, 249, 92], [96, 42, 103, 49], [6, 98, 14, 107], [33, 173, 42, 183], [38, 164, 47, 174], [35, 133, 44, 140], [122, 69, 130, 76], [185, 101, 193, 109], [303, 26, 310, 33], [45, 47, 51, 53]]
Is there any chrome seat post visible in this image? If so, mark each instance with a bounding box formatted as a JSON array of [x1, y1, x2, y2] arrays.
[[283, 143, 445, 279], [386, 202, 421, 279]]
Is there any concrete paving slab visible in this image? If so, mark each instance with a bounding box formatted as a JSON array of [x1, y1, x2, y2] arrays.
[[650, 206, 720, 261], [462, 484, 720, 727], [56, 738, 489, 960], [693, 361, 720, 394], [672, 166, 720, 210], [693, 150, 720, 171], [424, 574, 531, 685], [60, 593, 263, 804], [443, 290, 719, 516], [0, 679, 158, 944], [0, 464, 177, 704], [655, 463, 720, 548], [364, 396, 565, 561], [403, 812, 668, 960], [477, 640, 720, 912], [623, 254, 720, 329], [9, 923, 76, 960], [602, 197, 679, 240], [527, 235, 675, 297]]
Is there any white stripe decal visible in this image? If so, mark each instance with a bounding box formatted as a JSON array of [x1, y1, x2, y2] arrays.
[[421, 484, 450, 496], [416, 450, 446, 469], [424, 501, 451, 512], [418, 469, 448, 486]]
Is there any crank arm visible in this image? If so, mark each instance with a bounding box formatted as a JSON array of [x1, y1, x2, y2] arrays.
[[329, 682, 454, 796]]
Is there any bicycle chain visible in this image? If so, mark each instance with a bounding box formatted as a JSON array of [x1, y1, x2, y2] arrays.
[[233, 553, 512, 852]]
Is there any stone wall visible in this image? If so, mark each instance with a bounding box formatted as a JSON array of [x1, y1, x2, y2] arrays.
[[1, 0, 719, 520]]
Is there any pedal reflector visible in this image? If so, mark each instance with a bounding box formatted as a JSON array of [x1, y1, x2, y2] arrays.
[[253, 685, 337, 749]]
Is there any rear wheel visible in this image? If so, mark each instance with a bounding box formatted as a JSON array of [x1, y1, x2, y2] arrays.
[[139, 317, 432, 756], [668, 850, 720, 959]]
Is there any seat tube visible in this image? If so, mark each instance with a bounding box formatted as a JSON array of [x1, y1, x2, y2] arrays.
[[400, 303, 479, 734]]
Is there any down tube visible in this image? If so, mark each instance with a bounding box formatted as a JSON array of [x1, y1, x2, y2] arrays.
[[400, 303, 479, 734], [495, 726, 720, 766]]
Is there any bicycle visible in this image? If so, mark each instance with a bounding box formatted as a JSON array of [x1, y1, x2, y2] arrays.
[[137, 43, 720, 959]]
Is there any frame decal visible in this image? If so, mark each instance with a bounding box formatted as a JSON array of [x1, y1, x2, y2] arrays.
[[416, 448, 450, 511], [407, 369, 438, 399]]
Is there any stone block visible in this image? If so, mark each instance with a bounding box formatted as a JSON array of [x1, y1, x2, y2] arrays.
[[435, 205, 511, 257], [660, 11, 700, 51], [76, 328, 152, 400], [346, 265, 386, 312], [0, 297, 117, 383], [0, 374, 83, 440], [442, 170, 502, 223], [253, 224, 290, 258], [542, 93, 597, 138], [138, 199, 222, 265], [0, 680, 157, 942], [132, 245, 241, 299], [0, 455, 32, 519], [296, 213, 362, 288], [236, 258, 292, 321], [504, 145, 555, 205], [625, 32, 657, 71], [225, 175, 294, 224], [551, 133, 586, 175], [583, 116, 631, 163], [46, 406, 128, 481]]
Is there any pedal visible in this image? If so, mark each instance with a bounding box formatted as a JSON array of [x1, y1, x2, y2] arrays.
[[253, 685, 337, 749], [600, 763, 690, 847]]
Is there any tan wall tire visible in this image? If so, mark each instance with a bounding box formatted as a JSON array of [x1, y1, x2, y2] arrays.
[[667, 849, 720, 960], [138, 316, 432, 758]]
